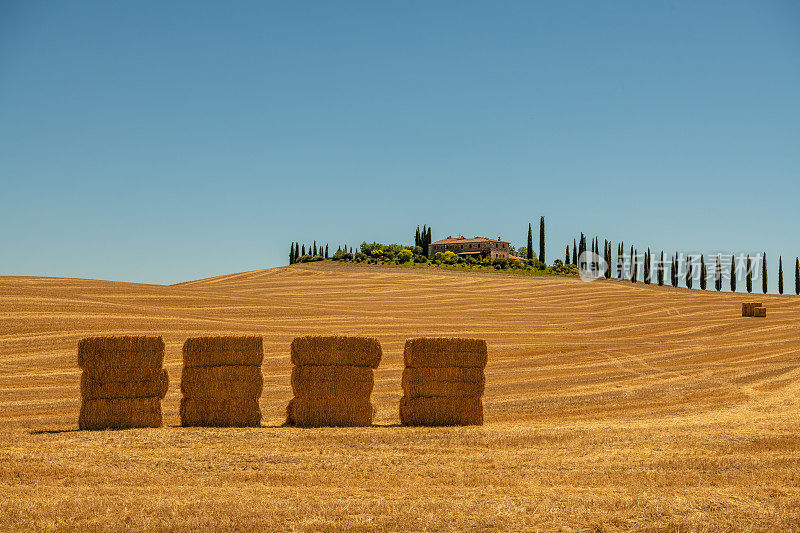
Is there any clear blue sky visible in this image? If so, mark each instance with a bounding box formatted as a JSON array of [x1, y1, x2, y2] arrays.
[[2, 1, 799, 287]]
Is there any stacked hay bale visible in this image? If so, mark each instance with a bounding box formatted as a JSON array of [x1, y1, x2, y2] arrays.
[[78, 336, 168, 430], [285, 336, 381, 427], [742, 302, 766, 317], [400, 338, 487, 426], [180, 336, 263, 427]]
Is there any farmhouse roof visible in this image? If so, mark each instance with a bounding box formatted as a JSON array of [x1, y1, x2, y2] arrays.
[[431, 236, 509, 245]]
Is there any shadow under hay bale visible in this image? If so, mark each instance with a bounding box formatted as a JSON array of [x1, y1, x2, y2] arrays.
[[180, 336, 264, 427], [400, 337, 487, 427], [285, 336, 382, 427], [78, 336, 167, 430]]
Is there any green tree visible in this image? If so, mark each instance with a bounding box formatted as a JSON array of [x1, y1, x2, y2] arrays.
[[730, 256, 737, 292], [565, 245, 570, 265], [527, 223, 534, 260], [658, 251, 665, 286], [762, 253, 768, 294], [686, 255, 693, 289], [631, 249, 638, 283], [643, 248, 651, 284], [313, 241, 317, 256], [672, 254, 679, 287], [796, 258, 800, 296], [746, 255, 752, 293], [572, 239, 577, 265], [539, 217, 546, 264], [325, 244, 329, 259], [289, 243, 294, 265], [301, 244, 306, 256], [778, 256, 784, 294], [700, 255, 707, 290], [715, 254, 722, 291], [415, 226, 421, 247]]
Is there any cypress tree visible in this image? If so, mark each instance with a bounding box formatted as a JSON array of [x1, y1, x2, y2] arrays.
[[762, 252, 768, 294], [778, 256, 783, 294], [573, 239, 577, 265], [643, 248, 650, 284], [796, 258, 799, 296], [631, 249, 638, 283], [289, 243, 294, 264], [658, 251, 665, 286], [565, 245, 570, 265], [539, 217, 545, 264], [746, 255, 752, 293], [672, 254, 678, 287], [605, 241, 612, 279], [686, 255, 693, 289], [700, 255, 707, 290], [313, 241, 317, 256], [527, 223, 533, 260], [715, 254, 722, 291], [579, 234, 587, 268], [415, 226, 420, 247], [325, 244, 329, 259], [426, 227, 432, 256], [301, 244, 306, 256], [616, 243, 622, 278], [730, 255, 737, 292]]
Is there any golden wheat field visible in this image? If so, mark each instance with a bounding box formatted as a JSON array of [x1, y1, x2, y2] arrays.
[[1, 262, 799, 531]]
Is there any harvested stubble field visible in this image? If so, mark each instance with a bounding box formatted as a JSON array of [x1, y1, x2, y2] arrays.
[[1, 262, 800, 531]]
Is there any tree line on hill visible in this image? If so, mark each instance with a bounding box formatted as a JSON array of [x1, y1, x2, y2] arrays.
[[563, 234, 800, 295]]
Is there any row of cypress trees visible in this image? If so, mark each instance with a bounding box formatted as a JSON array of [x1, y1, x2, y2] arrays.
[[526, 217, 546, 262], [289, 241, 351, 264], [415, 226, 432, 257], [566, 234, 800, 295]]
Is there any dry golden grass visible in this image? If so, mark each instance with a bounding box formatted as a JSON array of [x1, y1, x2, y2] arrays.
[[1, 262, 800, 531]]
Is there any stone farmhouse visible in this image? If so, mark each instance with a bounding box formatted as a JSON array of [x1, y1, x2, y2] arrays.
[[428, 236, 512, 260]]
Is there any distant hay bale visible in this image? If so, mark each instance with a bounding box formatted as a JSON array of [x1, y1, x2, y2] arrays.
[[399, 396, 483, 426], [290, 336, 382, 368], [291, 365, 374, 397], [180, 398, 262, 427], [79, 397, 163, 430], [742, 303, 752, 317], [401, 367, 485, 398], [285, 397, 375, 427], [180, 366, 263, 399], [403, 338, 487, 368], [81, 368, 169, 400], [78, 336, 164, 369], [753, 307, 767, 317], [182, 336, 264, 367]]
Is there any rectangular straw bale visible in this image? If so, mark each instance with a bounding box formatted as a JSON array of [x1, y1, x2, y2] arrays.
[[290, 336, 382, 368], [753, 307, 767, 317], [79, 397, 163, 430], [182, 336, 264, 367], [181, 366, 263, 399], [81, 368, 169, 400], [399, 396, 483, 426], [291, 365, 374, 398], [180, 398, 262, 427], [78, 336, 164, 369], [742, 303, 752, 317], [404, 338, 488, 369], [401, 367, 485, 398], [285, 397, 374, 427]]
